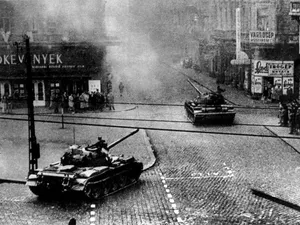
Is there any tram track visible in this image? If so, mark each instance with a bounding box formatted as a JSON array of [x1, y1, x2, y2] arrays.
[[263, 125, 300, 154]]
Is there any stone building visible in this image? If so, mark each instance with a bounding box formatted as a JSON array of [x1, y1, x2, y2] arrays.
[[128, 0, 300, 99], [0, 0, 110, 107]]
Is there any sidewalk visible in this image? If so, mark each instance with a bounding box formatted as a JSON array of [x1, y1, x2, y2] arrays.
[[0, 103, 156, 183]]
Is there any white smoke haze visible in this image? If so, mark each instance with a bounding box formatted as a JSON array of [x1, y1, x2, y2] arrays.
[[105, 0, 162, 101], [10, 0, 104, 40], [8, 0, 164, 101]]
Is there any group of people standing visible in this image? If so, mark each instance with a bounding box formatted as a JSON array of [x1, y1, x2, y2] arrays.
[[279, 100, 300, 134], [50, 89, 115, 114], [262, 83, 283, 103]]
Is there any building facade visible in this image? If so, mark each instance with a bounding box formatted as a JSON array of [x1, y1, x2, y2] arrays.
[[130, 0, 300, 99], [0, 0, 109, 107]]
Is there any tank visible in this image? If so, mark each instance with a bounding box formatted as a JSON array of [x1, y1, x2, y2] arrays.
[[185, 79, 236, 124], [26, 129, 143, 199]]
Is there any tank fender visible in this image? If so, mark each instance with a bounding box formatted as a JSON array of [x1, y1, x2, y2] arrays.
[[26, 174, 38, 186], [70, 178, 87, 191]]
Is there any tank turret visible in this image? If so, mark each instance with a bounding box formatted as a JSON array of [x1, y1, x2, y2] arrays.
[[26, 129, 143, 199]]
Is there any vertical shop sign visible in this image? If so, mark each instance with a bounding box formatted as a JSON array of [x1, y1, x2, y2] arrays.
[[236, 8, 241, 59], [254, 76, 262, 93]]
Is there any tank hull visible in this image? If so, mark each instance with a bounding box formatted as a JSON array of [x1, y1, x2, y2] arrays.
[[185, 101, 236, 124], [26, 158, 143, 199]]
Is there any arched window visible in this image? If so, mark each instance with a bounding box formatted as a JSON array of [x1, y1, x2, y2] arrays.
[[38, 82, 43, 100], [4, 83, 9, 95]]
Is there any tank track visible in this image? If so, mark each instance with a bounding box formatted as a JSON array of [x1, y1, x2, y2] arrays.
[[83, 166, 142, 200]]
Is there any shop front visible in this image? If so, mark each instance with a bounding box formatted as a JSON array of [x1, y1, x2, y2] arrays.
[[0, 43, 105, 107], [251, 60, 294, 100]]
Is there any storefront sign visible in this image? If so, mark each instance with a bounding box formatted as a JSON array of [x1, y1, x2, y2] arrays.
[[252, 60, 294, 76], [249, 31, 275, 44], [0, 53, 62, 65], [0, 44, 103, 74]]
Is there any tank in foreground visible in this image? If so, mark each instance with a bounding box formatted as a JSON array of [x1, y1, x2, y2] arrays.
[[26, 129, 143, 200], [185, 92, 236, 124]]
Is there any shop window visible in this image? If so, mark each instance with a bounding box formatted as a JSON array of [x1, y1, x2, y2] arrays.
[[38, 82, 43, 100], [4, 83, 9, 95], [13, 83, 25, 98], [50, 82, 60, 95]]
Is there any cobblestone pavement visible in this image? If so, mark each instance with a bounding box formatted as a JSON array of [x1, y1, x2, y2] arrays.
[[2, 59, 300, 224], [147, 127, 300, 224], [0, 168, 182, 225]]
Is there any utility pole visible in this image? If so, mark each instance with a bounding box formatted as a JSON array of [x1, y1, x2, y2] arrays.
[[25, 35, 40, 174]]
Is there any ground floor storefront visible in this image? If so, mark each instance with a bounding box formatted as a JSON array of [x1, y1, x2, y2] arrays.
[[0, 42, 108, 108]]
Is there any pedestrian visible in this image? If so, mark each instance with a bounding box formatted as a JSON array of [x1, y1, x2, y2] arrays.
[[271, 85, 276, 103], [274, 85, 282, 103], [53, 94, 59, 113], [289, 102, 298, 134], [79, 92, 85, 112], [61, 92, 68, 113], [68, 93, 75, 114], [296, 107, 300, 134], [2, 92, 8, 113], [262, 85, 268, 103], [279, 103, 288, 127], [107, 91, 115, 110], [119, 82, 124, 97], [287, 86, 293, 103]]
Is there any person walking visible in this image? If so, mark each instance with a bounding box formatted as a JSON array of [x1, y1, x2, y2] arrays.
[[107, 91, 115, 110], [119, 82, 124, 97], [68, 93, 75, 114]]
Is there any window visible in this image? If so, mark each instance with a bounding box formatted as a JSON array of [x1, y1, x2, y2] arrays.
[[47, 19, 57, 33], [37, 82, 43, 100], [0, 17, 11, 32], [13, 83, 25, 98], [4, 83, 9, 95]]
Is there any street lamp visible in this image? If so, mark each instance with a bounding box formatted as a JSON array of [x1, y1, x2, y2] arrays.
[[289, 0, 300, 54]]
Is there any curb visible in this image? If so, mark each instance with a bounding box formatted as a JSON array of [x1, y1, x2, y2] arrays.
[[140, 129, 157, 172]]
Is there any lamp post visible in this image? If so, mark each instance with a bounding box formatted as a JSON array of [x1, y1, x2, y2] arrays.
[[289, 0, 300, 54]]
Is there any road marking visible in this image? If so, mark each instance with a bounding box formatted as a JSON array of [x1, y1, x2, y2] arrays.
[[159, 170, 183, 223], [90, 204, 96, 225], [165, 174, 234, 180]]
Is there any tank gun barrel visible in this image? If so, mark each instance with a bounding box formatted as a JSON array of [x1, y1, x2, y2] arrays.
[[187, 79, 203, 96], [107, 129, 139, 150]]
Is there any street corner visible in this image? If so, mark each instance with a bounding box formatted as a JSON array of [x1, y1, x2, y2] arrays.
[[140, 129, 157, 171]]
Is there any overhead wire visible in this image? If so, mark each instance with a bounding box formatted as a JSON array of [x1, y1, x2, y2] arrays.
[[0, 115, 299, 140]]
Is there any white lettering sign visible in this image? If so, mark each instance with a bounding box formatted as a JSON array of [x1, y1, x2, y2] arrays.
[[0, 53, 63, 65], [252, 60, 294, 77], [249, 31, 275, 44]]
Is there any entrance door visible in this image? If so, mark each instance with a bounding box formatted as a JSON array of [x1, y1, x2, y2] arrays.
[[33, 81, 45, 106]]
